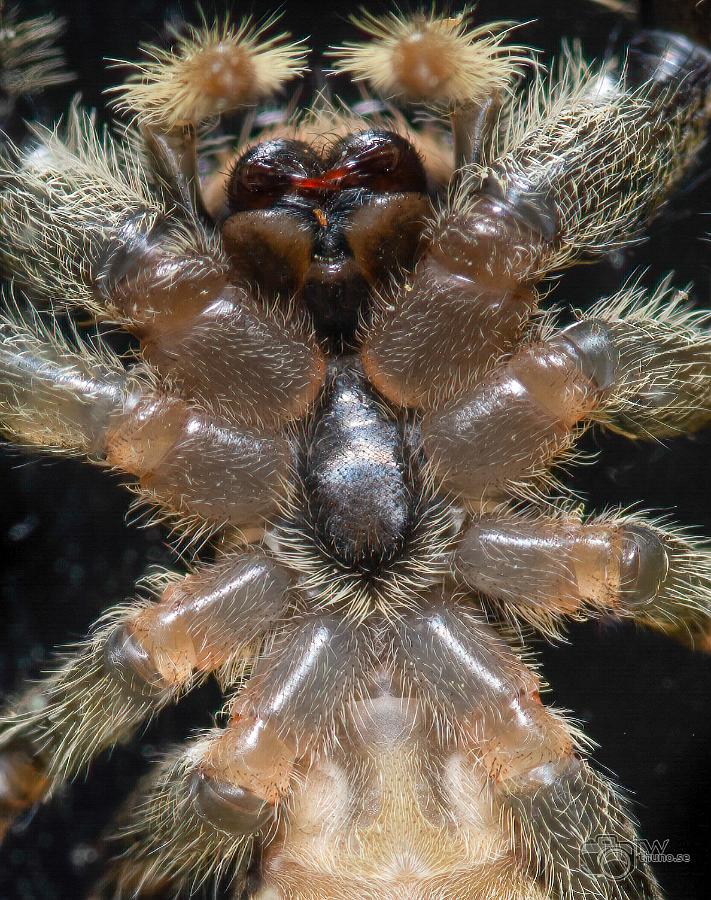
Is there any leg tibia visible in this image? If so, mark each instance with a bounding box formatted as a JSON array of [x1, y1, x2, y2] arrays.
[[0, 5, 70, 134], [627, 29, 711, 96], [1, 104, 177, 311], [491, 35, 711, 278]]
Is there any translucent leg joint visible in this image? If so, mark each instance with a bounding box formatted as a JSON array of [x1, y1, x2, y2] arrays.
[[189, 769, 271, 835], [618, 524, 670, 610], [189, 716, 297, 835], [555, 320, 619, 391], [102, 623, 171, 701]]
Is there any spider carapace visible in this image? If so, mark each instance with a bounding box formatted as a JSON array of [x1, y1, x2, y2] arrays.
[[2, 3, 711, 898]]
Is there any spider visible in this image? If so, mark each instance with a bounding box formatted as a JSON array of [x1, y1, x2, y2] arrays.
[[1, 1, 711, 898]]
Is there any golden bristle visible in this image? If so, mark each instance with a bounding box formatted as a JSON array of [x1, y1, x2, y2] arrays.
[[328, 9, 532, 106], [111, 15, 308, 126]]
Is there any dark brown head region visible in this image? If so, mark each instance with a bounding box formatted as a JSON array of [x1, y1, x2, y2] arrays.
[[222, 130, 430, 344]]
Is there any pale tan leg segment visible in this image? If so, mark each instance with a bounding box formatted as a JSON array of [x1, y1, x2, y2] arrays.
[[103, 613, 375, 894], [0, 548, 291, 840], [391, 588, 663, 899], [456, 507, 711, 645]]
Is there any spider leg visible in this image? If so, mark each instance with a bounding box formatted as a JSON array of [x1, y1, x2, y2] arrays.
[[499, 755, 663, 900], [0, 548, 291, 839], [0, 309, 289, 530], [392, 590, 663, 899], [361, 31, 711, 408], [569, 280, 711, 440], [447, 281, 711, 644], [101, 613, 374, 894], [0, 108, 325, 429], [140, 120, 211, 224], [456, 505, 711, 646], [420, 281, 711, 502]]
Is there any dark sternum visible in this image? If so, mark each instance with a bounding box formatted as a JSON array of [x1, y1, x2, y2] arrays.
[[300, 358, 419, 570]]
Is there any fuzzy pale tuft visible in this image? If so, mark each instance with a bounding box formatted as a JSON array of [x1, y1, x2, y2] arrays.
[[111, 15, 308, 127], [328, 9, 531, 105]]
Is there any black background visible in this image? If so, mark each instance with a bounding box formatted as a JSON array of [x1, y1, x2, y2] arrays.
[[1, 1, 710, 898]]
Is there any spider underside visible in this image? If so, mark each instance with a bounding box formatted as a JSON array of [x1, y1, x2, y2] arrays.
[[1, 4, 711, 898]]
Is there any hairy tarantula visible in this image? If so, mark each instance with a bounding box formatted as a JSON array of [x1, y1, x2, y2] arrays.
[[2, 1, 711, 898]]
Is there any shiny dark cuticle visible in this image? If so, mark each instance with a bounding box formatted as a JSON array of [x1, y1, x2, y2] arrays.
[[103, 623, 167, 701], [189, 770, 271, 834]]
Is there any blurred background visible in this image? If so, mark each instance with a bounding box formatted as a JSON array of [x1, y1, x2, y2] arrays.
[[1, 1, 710, 897]]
